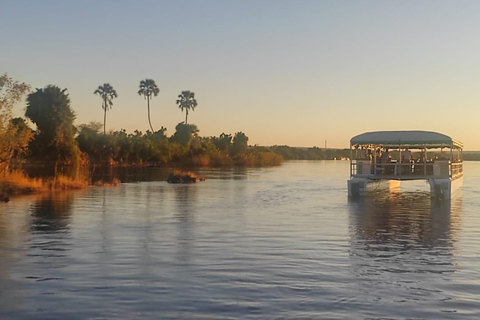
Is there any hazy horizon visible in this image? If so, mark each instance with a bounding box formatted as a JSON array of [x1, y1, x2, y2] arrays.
[[2, 0, 480, 149]]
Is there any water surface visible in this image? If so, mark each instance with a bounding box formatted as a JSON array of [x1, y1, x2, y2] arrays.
[[1, 161, 480, 319]]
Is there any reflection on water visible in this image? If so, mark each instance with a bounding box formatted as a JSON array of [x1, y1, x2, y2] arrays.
[[348, 191, 463, 316], [173, 185, 198, 263], [173, 184, 198, 221], [2, 161, 480, 319], [349, 192, 461, 248], [30, 192, 74, 233]]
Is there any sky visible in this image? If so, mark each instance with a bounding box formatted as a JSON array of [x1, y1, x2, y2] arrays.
[[1, 0, 480, 149]]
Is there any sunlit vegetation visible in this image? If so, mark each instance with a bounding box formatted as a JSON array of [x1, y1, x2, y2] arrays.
[[0, 73, 352, 198], [0, 74, 32, 175], [0, 169, 88, 196], [76, 122, 283, 167]]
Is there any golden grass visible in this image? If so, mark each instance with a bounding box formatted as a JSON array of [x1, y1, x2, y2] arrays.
[[0, 170, 44, 194], [0, 170, 89, 196], [47, 175, 89, 190]]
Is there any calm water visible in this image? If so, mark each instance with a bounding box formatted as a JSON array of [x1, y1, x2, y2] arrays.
[[1, 161, 480, 319]]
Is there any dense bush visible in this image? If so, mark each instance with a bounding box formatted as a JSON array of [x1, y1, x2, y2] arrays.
[[75, 123, 284, 167]]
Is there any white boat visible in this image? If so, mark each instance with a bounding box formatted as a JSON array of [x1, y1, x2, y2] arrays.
[[347, 130, 463, 199]]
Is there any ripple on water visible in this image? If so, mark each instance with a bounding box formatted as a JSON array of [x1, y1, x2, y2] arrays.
[[1, 161, 480, 319]]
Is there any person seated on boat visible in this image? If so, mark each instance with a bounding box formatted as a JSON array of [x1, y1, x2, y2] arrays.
[[367, 149, 374, 163], [381, 148, 390, 163], [401, 148, 412, 163], [418, 150, 427, 163], [375, 148, 382, 163]]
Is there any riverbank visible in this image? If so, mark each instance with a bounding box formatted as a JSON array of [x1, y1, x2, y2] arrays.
[[0, 170, 89, 199]]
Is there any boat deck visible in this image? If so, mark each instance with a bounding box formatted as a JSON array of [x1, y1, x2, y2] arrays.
[[351, 161, 463, 181]]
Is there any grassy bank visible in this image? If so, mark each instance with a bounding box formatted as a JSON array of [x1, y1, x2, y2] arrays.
[[0, 170, 89, 198]]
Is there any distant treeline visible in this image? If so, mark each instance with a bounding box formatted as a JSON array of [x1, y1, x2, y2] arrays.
[[271, 146, 350, 160], [463, 152, 480, 161]]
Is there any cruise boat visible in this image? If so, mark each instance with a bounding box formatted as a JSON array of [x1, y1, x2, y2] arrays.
[[347, 131, 463, 199]]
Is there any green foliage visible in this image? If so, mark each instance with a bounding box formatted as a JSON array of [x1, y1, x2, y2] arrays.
[[0, 74, 32, 174], [75, 122, 284, 168], [231, 131, 248, 155], [176, 90, 197, 124], [77, 122, 110, 163], [170, 122, 199, 146], [211, 133, 232, 152], [25, 85, 81, 168], [1, 118, 34, 173], [249, 147, 283, 166], [76, 125, 172, 165]]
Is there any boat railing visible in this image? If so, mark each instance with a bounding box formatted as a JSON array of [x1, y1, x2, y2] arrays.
[[350, 160, 462, 179], [451, 161, 463, 178]]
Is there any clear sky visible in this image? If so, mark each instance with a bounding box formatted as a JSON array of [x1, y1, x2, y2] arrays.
[[2, 0, 480, 149]]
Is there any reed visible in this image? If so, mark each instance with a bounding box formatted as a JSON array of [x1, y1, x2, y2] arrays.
[[0, 169, 89, 196], [0, 170, 44, 194], [47, 174, 89, 190]]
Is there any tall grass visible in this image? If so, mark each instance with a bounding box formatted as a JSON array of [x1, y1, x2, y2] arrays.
[[48, 174, 89, 190], [0, 170, 88, 196], [0, 170, 44, 194]]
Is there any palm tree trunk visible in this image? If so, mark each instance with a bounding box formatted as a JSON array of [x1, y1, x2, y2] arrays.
[[185, 109, 188, 124], [147, 96, 154, 132], [103, 99, 107, 135]]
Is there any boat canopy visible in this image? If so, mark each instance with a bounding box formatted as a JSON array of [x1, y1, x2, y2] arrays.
[[350, 131, 463, 149]]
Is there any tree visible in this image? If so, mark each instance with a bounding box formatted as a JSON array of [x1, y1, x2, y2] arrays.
[[211, 133, 232, 151], [231, 131, 249, 155], [0, 73, 31, 174], [26, 85, 81, 170], [94, 83, 118, 134], [76, 122, 107, 163], [176, 90, 197, 124], [138, 79, 159, 132], [170, 122, 199, 146], [6, 118, 34, 169]]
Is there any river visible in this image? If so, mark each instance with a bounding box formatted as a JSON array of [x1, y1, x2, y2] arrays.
[[1, 161, 480, 319]]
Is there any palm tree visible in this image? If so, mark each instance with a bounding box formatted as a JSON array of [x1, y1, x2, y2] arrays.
[[94, 83, 118, 134], [138, 79, 159, 132], [176, 91, 198, 124]]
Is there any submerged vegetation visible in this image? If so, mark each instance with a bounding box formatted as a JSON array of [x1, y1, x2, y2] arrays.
[[167, 170, 205, 183]]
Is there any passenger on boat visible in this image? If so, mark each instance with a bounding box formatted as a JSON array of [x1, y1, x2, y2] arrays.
[[381, 149, 390, 163], [402, 148, 412, 163]]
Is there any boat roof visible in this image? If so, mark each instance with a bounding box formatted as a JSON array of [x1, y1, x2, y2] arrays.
[[350, 130, 463, 149]]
